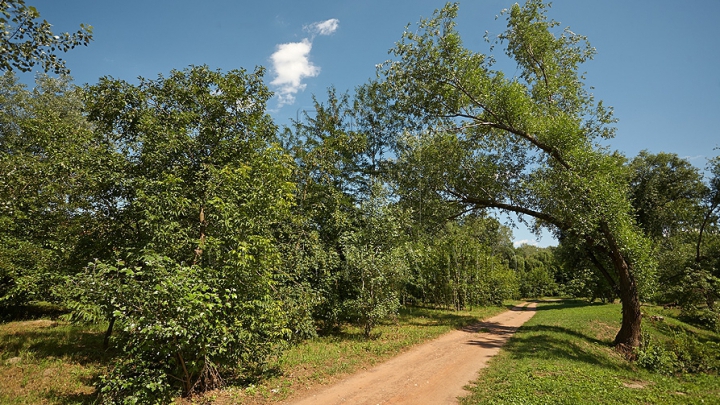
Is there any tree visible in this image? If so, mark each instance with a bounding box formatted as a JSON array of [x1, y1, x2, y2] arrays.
[[626, 151, 709, 307], [691, 156, 720, 311], [514, 244, 558, 298], [406, 215, 519, 309], [0, 72, 102, 307], [626, 152, 720, 312], [697, 156, 720, 264], [628, 151, 706, 240], [282, 84, 405, 333], [70, 66, 295, 401], [1, 0, 92, 74], [341, 183, 408, 337], [380, 1, 653, 347], [281, 88, 365, 332]]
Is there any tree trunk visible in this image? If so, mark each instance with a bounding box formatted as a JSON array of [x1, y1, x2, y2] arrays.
[[103, 316, 115, 349], [613, 259, 642, 348], [600, 222, 642, 348]]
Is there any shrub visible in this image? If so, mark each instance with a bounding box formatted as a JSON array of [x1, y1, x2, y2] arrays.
[[636, 329, 720, 375], [93, 255, 289, 404], [635, 332, 677, 375], [679, 307, 720, 332]]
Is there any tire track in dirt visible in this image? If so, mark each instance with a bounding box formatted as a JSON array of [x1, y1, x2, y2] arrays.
[[287, 302, 537, 405]]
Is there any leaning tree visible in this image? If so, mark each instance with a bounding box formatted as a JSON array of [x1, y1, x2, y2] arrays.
[[380, 1, 654, 348]]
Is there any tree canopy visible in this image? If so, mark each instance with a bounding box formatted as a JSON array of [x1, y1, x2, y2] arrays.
[[379, 1, 653, 347], [0, 0, 92, 74]]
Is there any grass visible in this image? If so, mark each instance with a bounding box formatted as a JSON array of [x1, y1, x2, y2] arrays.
[[0, 318, 113, 405], [460, 299, 720, 405], [197, 304, 514, 403], [0, 303, 514, 404]]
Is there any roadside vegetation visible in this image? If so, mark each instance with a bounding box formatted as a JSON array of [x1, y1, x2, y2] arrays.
[[0, 304, 512, 404], [462, 300, 720, 405]]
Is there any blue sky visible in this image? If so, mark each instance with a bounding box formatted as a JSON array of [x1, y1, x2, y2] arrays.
[[18, 0, 720, 247]]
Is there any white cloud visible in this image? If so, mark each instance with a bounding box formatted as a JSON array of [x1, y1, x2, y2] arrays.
[[683, 154, 705, 162], [305, 18, 339, 36], [270, 18, 339, 107], [513, 239, 539, 247], [270, 39, 320, 107]]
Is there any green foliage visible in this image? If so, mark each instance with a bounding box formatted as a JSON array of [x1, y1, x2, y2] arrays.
[[679, 307, 720, 332], [628, 151, 705, 240], [625, 151, 720, 310], [84, 256, 289, 403], [406, 216, 520, 309], [514, 244, 559, 298], [65, 65, 295, 402], [0, 72, 102, 307], [0, 0, 92, 74], [636, 329, 720, 375], [341, 185, 408, 337], [635, 332, 679, 375], [281, 88, 362, 331]]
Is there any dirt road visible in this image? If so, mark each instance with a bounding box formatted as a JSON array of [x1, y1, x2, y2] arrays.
[[287, 302, 537, 405]]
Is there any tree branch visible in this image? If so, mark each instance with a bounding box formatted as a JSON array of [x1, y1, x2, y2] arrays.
[[443, 188, 569, 230]]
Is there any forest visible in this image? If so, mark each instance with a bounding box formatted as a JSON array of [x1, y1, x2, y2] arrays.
[[1, 0, 719, 403]]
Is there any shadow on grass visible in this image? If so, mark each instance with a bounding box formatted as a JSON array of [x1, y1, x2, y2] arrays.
[[0, 303, 69, 323], [0, 327, 115, 364], [491, 304, 635, 373], [45, 386, 100, 405], [519, 324, 607, 346], [1, 323, 109, 405], [530, 299, 604, 311], [502, 331, 631, 371]]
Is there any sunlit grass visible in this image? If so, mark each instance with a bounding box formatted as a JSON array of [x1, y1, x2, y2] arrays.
[[0, 318, 112, 405], [460, 300, 720, 405], [187, 304, 516, 403]]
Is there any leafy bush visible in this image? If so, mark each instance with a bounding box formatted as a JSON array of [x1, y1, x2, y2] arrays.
[[669, 330, 720, 374], [679, 307, 720, 332], [86, 255, 289, 404], [636, 329, 720, 375], [635, 332, 678, 375]]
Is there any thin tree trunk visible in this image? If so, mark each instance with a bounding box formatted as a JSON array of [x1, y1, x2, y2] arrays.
[[103, 316, 115, 349]]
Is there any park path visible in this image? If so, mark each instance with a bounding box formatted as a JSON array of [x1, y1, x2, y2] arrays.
[[286, 302, 537, 405]]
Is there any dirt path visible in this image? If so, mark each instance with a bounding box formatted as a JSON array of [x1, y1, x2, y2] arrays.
[[286, 302, 537, 405]]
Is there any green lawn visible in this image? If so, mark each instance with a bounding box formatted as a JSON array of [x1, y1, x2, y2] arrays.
[[461, 300, 720, 405]]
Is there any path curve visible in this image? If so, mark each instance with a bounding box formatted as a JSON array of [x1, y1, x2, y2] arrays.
[[287, 302, 537, 405]]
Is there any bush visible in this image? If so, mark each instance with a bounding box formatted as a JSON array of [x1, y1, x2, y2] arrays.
[[635, 332, 677, 375], [679, 307, 720, 332], [93, 255, 289, 404], [635, 329, 720, 375], [669, 330, 720, 374]]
